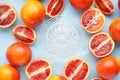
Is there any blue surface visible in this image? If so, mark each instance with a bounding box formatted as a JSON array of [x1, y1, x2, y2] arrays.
[[0, 0, 120, 80]]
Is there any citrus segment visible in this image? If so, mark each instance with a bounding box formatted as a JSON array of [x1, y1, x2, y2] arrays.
[[0, 3, 17, 28], [63, 58, 90, 80], [94, 0, 115, 14], [26, 59, 52, 80], [12, 25, 36, 44], [46, 0, 65, 18], [89, 32, 115, 58], [81, 8, 105, 33]]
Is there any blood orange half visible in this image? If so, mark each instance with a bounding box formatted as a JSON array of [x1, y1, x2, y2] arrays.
[[46, 0, 65, 18], [94, 0, 115, 15], [89, 32, 115, 58], [63, 58, 90, 80], [25, 58, 52, 80], [80, 8, 105, 33], [12, 25, 36, 44], [119, 0, 120, 9], [0, 3, 17, 28]]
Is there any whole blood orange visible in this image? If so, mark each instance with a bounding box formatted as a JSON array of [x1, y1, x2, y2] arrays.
[[0, 64, 20, 80], [46, 0, 65, 18], [70, 0, 93, 11], [96, 56, 120, 80], [20, 0, 45, 28], [94, 0, 115, 15], [12, 24, 36, 44], [63, 58, 90, 80], [6, 42, 32, 67], [80, 8, 105, 33], [109, 18, 120, 42], [89, 32, 115, 58], [48, 75, 67, 80], [26, 58, 52, 80], [0, 3, 17, 28]]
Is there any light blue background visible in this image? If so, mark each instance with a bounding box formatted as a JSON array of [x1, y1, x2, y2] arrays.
[[0, 0, 120, 80]]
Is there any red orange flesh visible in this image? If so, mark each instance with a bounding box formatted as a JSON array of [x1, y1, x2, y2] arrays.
[[118, 0, 120, 9], [12, 24, 36, 44], [63, 58, 90, 80], [0, 3, 17, 28], [94, 0, 115, 14], [89, 32, 115, 58], [26, 58, 52, 80], [46, 0, 65, 18], [80, 8, 105, 33]]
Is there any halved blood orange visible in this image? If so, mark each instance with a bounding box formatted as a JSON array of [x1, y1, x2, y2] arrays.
[[91, 78, 103, 80], [12, 25, 36, 44], [46, 0, 65, 18], [94, 0, 115, 15], [63, 58, 90, 80], [0, 3, 17, 28], [25, 58, 52, 80], [89, 32, 115, 58], [80, 8, 105, 33], [118, 0, 120, 9]]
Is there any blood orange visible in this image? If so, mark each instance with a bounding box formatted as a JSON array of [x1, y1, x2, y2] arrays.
[[109, 18, 120, 42], [46, 0, 65, 18], [48, 75, 67, 80], [0, 3, 17, 28], [12, 24, 36, 44], [0, 64, 20, 80], [96, 56, 120, 80], [20, 0, 45, 28], [89, 32, 115, 58], [6, 42, 32, 67], [94, 0, 115, 15], [80, 8, 105, 33], [25, 58, 52, 80], [118, 0, 120, 9], [70, 0, 93, 11], [63, 58, 90, 80]]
